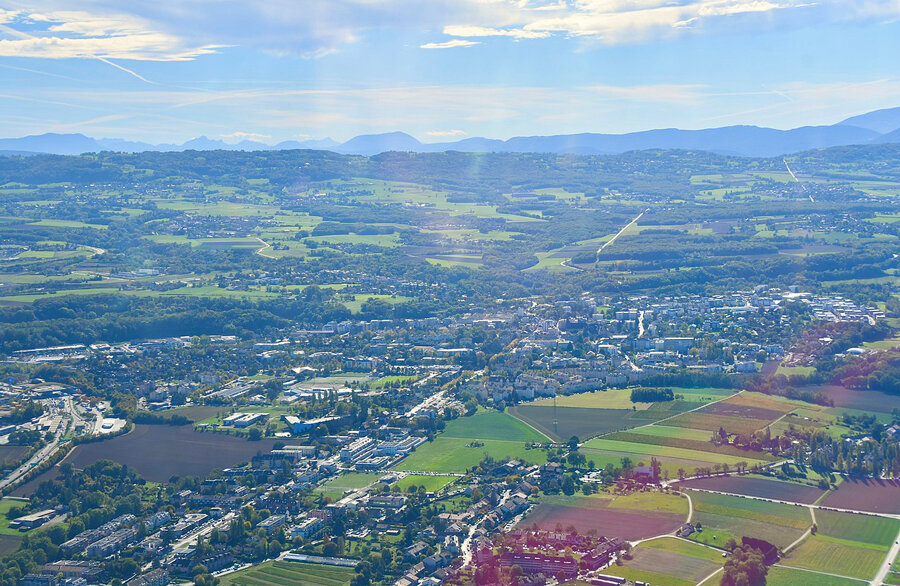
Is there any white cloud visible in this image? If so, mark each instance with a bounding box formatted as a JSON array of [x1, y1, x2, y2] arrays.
[[0, 9, 221, 60], [426, 129, 468, 138], [219, 131, 272, 143], [420, 39, 481, 49], [443, 25, 550, 38]]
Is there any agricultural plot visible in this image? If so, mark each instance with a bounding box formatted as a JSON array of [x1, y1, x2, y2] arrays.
[[393, 437, 547, 473], [610, 537, 722, 585], [582, 438, 767, 467], [766, 566, 866, 586], [441, 411, 548, 442], [601, 566, 694, 586], [220, 560, 354, 586], [686, 491, 810, 549], [530, 388, 650, 410], [521, 492, 686, 541], [675, 476, 826, 504], [782, 536, 886, 580], [508, 405, 636, 442], [64, 424, 282, 481], [0, 446, 29, 468], [813, 509, 900, 548], [821, 477, 900, 514], [603, 430, 777, 462]]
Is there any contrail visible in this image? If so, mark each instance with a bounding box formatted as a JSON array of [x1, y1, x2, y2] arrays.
[[94, 56, 157, 85], [0, 22, 156, 85]]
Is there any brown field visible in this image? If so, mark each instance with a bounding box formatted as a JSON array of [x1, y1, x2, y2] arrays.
[[809, 385, 900, 413], [64, 424, 280, 482], [0, 446, 29, 467], [521, 504, 683, 541], [508, 405, 638, 442], [821, 477, 900, 514], [725, 393, 797, 413], [9, 467, 62, 497], [626, 548, 720, 583], [0, 536, 21, 557], [675, 475, 825, 504], [703, 401, 786, 422], [664, 412, 769, 435]]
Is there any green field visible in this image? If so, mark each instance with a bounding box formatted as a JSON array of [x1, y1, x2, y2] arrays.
[[0, 499, 26, 536], [394, 437, 547, 473], [220, 560, 354, 586], [583, 438, 766, 466], [814, 509, 900, 547], [784, 536, 886, 580], [766, 566, 866, 586], [391, 474, 455, 493], [315, 473, 381, 501], [687, 491, 811, 549], [642, 537, 724, 561], [441, 411, 548, 442], [602, 565, 695, 586]]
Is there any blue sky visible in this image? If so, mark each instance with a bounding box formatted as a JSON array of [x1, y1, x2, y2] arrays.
[[1, 0, 900, 144]]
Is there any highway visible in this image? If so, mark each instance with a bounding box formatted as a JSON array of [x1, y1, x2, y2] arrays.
[[0, 399, 74, 492], [784, 158, 814, 202], [595, 208, 646, 264]]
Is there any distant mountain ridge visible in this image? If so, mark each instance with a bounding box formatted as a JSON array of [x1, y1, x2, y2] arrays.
[[3, 106, 900, 158]]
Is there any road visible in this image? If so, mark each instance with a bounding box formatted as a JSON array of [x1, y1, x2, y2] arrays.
[[255, 238, 276, 259], [169, 512, 236, 554], [0, 401, 72, 492], [595, 209, 646, 264], [871, 524, 900, 586], [460, 489, 512, 566], [784, 158, 814, 202]]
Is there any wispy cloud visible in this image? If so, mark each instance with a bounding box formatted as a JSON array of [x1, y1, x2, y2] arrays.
[[420, 39, 481, 49], [0, 9, 222, 61], [426, 129, 468, 138], [443, 25, 550, 39], [219, 131, 271, 143]]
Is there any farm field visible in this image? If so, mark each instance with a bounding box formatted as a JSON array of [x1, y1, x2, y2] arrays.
[[530, 388, 653, 410], [820, 477, 900, 514], [674, 475, 826, 504], [520, 492, 686, 541], [582, 438, 767, 467], [782, 536, 886, 580], [766, 566, 866, 586], [609, 545, 718, 585], [63, 424, 282, 481], [219, 560, 354, 586], [604, 430, 777, 462], [393, 437, 547, 473], [508, 405, 637, 442], [813, 509, 900, 547], [0, 446, 29, 468], [686, 490, 811, 549], [441, 411, 548, 442]]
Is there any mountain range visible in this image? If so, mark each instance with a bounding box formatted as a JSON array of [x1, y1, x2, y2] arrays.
[[3, 107, 900, 158]]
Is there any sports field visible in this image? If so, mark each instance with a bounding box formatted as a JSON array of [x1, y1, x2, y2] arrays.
[[220, 561, 354, 586]]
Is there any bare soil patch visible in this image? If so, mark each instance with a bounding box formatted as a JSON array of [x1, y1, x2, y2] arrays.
[[675, 475, 825, 504], [821, 477, 900, 514]]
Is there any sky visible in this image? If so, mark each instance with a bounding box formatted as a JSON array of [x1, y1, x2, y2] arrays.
[[1, 0, 900, 144]]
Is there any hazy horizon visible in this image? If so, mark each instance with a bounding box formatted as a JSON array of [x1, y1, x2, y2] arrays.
[[2, 1, 900, 144]]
